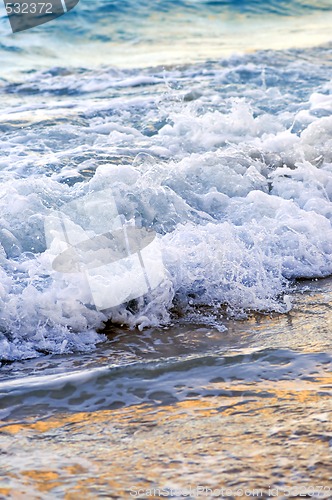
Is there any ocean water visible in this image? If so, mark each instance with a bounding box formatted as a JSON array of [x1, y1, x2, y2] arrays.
[[0, 0, 331, 497]]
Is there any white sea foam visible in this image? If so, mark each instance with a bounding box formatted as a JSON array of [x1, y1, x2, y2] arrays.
[[0, 48, 332, 360]]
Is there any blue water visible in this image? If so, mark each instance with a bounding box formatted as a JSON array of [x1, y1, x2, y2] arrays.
[[1, 0, 332, 71], [0, 0, 331, 439]]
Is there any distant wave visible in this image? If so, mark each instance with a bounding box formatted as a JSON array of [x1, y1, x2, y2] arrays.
[[186, 0, 332, 15], [75, 0, 332, 16], [0, 0, 331, 66], [2, 0, 332, 28]]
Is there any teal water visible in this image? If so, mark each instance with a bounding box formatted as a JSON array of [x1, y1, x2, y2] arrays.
[[0, 2, 331, 496], [0, 0, 331, 470]]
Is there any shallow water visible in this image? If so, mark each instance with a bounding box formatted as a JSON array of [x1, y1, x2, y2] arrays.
[[0, 0, 332, 496], [0, 278, 331, 497]]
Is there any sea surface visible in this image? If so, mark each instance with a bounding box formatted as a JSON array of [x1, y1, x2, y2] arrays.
[[0, 0, 331, 497]]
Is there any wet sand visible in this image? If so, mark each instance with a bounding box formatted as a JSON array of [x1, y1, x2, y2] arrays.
[[0, 378, 331, 498], [0, 279, 331, 499]]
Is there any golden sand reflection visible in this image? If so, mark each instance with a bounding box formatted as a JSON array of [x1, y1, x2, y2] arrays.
[[0, 376, 331, 499]]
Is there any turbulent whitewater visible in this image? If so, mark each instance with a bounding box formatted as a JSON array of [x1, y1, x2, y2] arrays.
[[0, 1, 332, 360]]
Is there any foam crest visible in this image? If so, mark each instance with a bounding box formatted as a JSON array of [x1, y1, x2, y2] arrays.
[[1, 46, 332, 360]]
